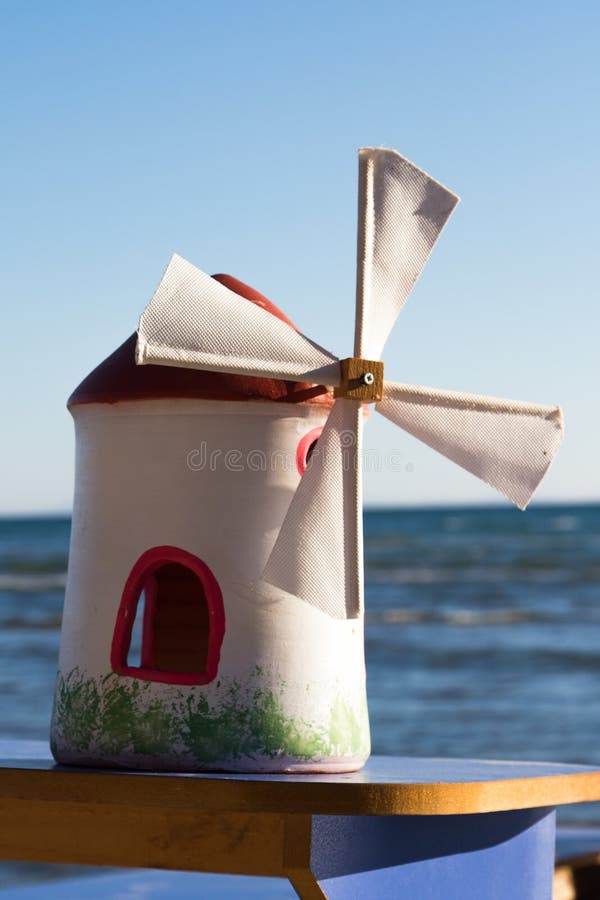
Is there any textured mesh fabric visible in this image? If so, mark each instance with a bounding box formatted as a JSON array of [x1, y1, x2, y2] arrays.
[[377, 381, 564, 509], [354, 148, 459, 360], [137, 254, 340, 385], [261, 400, 363, 620]]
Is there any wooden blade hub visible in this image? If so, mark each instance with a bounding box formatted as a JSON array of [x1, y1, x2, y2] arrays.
[[333, 358, 384, 402]]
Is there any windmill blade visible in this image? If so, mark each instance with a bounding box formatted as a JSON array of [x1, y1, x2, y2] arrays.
[[259, 399, 363, 620], [354, 148, 460, 360], [377, 381, 564, 510], [136, 254, 340, 385]]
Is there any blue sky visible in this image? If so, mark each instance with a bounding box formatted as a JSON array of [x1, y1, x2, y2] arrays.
[[1, 0, 598, 513]]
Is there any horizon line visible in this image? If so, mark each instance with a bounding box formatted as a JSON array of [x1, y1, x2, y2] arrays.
[[1, 497, 599, 521]]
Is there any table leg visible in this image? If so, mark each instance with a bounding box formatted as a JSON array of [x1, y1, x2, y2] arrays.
[[284, 807, 556, 899]]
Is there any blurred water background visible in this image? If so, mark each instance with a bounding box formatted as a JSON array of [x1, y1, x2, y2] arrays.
[[1, 503, 599, 886]]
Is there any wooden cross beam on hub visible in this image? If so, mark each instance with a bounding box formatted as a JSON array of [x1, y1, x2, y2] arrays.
[[333, 358, 385, 403]]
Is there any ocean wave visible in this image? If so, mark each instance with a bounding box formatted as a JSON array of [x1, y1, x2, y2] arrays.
[[550, 515, 579, 532], [0, 615, 62, 630], [0, 573, 67, 592], [366, 608, 540, 626], [367, 565, 598, 584], [369, 567, 448, 584], [443, 515, 468, 532], [0, 555, 68, 574]]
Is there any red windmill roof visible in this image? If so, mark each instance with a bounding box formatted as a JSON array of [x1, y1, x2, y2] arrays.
[[68, 274, 333, 409]]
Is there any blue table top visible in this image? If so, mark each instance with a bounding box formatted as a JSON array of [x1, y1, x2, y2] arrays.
[[0, 739, 597, 783]]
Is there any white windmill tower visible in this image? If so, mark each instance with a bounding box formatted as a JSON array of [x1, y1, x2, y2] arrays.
[[52, 148, 563, 775]]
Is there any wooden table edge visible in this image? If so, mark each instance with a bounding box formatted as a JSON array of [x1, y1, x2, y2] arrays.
[[2, 766, 600, 817]]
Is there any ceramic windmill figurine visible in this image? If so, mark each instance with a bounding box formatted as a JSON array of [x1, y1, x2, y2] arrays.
[[51, 148, 563, 774]]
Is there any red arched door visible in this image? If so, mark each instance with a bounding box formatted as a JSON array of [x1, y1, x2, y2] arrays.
[[111, 546, 225, 686]]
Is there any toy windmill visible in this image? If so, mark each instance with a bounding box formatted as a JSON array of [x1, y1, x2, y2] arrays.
[[137, 148, 563, 622]]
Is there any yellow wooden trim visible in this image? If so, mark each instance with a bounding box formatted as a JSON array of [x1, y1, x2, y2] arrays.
[[286, 870, 328, 900], [0, 800, 286, 875], [554, 855, 600, 900], [3, 766, 600, 817], [283, 815, 326, 900]]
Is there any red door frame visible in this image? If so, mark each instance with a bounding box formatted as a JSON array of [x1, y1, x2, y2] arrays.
[[110, 545, 225, 686]]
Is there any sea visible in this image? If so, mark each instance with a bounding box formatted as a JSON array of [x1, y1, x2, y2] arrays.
[[1, 503, 600, 888]]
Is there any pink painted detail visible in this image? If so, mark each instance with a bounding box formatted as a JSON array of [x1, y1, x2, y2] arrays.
[[111, 546, 225, 686], [296, 427, 324, 476]]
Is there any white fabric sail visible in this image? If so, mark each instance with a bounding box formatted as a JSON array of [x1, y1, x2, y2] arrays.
[[260, 400, 363, 620], [353, 148, 459, 360], [377, 382, 563, 510], [137, 254, 340, 385]]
